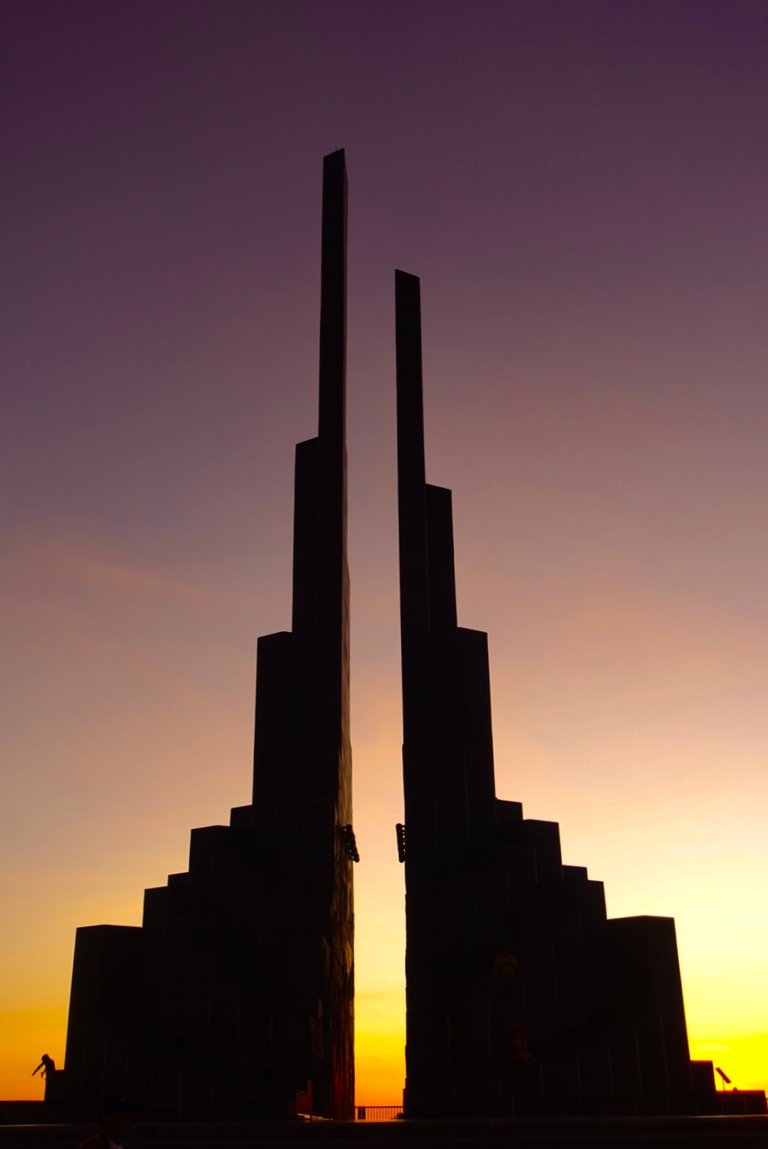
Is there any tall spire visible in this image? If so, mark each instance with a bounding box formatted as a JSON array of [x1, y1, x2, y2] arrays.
[[318, 150, 347, 447], [395, 271, 430, 740]]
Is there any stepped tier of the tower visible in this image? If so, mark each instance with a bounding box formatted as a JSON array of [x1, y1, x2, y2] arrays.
[[404, 779, 696, 1116], [63, 771, 353, 1118]]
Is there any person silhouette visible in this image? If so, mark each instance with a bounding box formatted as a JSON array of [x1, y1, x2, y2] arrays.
[[31, 1053, 55, 1079]]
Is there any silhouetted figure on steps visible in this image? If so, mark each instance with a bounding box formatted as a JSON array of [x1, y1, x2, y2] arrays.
[[31, 1053, 55, 1080]]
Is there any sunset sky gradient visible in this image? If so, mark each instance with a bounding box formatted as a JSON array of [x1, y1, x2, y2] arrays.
[[3, 0, 768, 1102]]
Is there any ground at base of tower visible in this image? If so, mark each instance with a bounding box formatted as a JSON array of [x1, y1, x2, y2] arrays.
[[1, 1113, 768, 1149]]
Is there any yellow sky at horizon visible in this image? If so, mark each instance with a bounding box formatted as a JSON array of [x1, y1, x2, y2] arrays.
[[3, 944, 767, 1103]]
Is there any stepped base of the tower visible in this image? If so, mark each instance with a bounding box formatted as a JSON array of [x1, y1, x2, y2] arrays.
[[58, 799, 352, 1123], [402, 787, 764, 1120]]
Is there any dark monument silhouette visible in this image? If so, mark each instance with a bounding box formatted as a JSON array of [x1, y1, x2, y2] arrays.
[[394, 269, 759, 1118], [60, 150, 355, 1121], [12, 154, 763, 1135]]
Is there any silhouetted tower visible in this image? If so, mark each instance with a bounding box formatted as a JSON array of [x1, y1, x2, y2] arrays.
[[61, 150, 355, 1121], [396, 270, 715, 1118]]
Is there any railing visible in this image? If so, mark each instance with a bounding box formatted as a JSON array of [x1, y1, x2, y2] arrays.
[[356, 1104, 404, 1121]]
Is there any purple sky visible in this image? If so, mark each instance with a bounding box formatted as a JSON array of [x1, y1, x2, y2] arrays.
[[3, 0, 768, 1098]]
